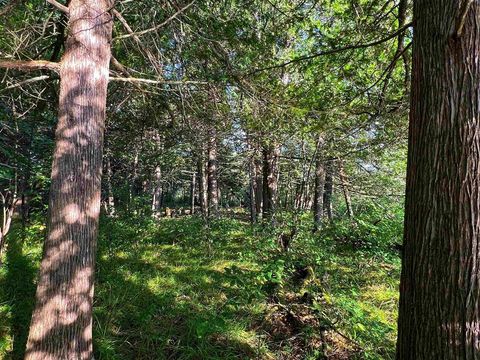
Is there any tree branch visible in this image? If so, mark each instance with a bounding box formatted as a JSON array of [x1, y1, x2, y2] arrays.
[[0, 60, 60, 72], [46, 0, 69, 13], [2, 75, 52, 91], [248, 22, 413, 75], [113, 0, 196, 41], [109, 76, 208, 85]]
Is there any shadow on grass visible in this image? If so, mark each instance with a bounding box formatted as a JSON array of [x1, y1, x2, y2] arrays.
[[94, 216, 264, 360], [0, 229, 38, 359]]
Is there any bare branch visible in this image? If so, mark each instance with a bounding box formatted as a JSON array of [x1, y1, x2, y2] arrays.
[[109, 76, 208, 85], [248, 22, 414, 75], [112, 9, 163, 74], [46, 0, 69, 13], [113, 0, 196, 41], [0, 60, 60, 72], [2, 75, 51, 91]]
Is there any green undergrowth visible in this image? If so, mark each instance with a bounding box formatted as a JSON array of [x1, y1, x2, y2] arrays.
[[0, 210, 401, 359]]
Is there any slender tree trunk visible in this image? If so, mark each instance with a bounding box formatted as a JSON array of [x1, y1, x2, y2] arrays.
[[106, 155, 115, 217], [323, 160, 333, 221], [397, 2, 480, 358], [207, 126, 219, 217], [247, 136, 258, 223], [25, 1, 112, 359], [191, 171, 196, 215], [197, 149, 208, 216], [262, 143, 280, 220], [129, 150, 139, 210], [313, 157, 326, 232], [254, 153, 263, 219], [338, 160, 353, 218], [151, 165, 162, 218], [248, 153, 257, 223]]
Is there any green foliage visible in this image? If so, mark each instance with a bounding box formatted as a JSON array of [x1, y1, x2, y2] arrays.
[[0, 210, 402, 359]]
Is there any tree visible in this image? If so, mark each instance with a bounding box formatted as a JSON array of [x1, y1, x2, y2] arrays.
[[313, 138, 326, 232], [396, 2, 480, 358], [22, 1, 113, 358], [207, 126, 219, 217], [262, 142, 280, 220]]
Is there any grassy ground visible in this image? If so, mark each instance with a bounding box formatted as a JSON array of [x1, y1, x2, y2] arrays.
[[0, 211, 401, 359]]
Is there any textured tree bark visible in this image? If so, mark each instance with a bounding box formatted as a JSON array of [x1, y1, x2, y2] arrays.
[[323, 160, 333, 221], [24, 1, 112, 359], [207, 126, 219, 217], [396, 2, 480, 358], [313, 157, 325, 232], [262, 143, 280, 220]]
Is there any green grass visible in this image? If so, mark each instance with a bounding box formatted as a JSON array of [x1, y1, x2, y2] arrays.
[[0, 212, 401, 359]]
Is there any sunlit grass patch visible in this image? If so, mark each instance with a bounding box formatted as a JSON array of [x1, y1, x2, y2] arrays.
[[1, 213, 401, 359]]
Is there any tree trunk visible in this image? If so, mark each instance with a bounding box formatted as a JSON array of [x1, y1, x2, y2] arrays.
[[397, 2, 480, 358], [313, 157, 325, 232], [248, 152, 257, 223], [338, 160, 353, 218], [254, 152, 263, 219], [207, 126, 219, 217], [129, 149, 139, 210], [191, 171, 196, 215], [323, 160, 334, 221], [105, 153, 115, 217], [25, 1, 112, 359], [197, 149, 208, 216], [151, 165, 162, 218], [262, 143, 280, 220]]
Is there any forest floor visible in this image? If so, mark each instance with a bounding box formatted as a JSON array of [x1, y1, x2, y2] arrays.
[[0, 211, 400, 360]]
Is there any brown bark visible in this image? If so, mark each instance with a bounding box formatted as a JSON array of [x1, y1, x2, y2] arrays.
[[25, 1, 112, 359], [207, 126, 219, 217], [396, 2, 480, 358]]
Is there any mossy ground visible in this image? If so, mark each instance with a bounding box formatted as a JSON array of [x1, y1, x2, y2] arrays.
[[0, 212, 400, 359]]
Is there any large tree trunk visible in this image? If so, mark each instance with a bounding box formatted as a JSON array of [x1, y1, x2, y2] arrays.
[[262, 143, 280, 220], [207, 126, 219, 217], [396, 3, 480, 358], [25, 1, 112, 359]]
